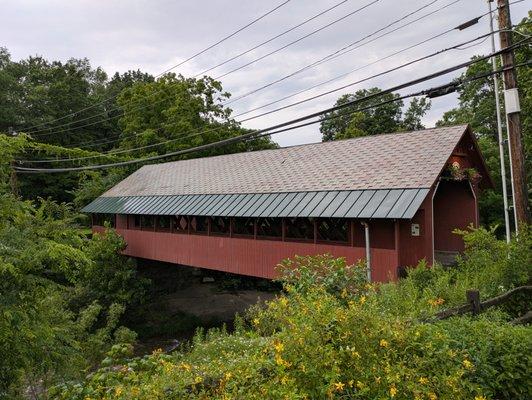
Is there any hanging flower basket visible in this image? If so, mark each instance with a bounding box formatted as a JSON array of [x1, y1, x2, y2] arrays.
[[446, 163, 481, 183]]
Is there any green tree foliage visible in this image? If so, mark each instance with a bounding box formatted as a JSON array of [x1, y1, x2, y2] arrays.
[[54, 227, 531, 399], [437, 13, 531, 230], [116, 73, 277, 157], [320, 88, 431, 141], [0, 136, 147, 397]]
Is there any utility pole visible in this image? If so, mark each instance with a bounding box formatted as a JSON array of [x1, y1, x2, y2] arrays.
[[496, 0, 530, 228], [488, 1, 511, 242]]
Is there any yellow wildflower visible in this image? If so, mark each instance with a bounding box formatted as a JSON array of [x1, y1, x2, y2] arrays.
[[279, 297, 288, 307], [419, 377, 429, 384], [348, 380, 354, 387], [334, 382, 345, 391], [428, 298, 445, 307], [475, 396, 487, 400], [389, 385, 397, 397], [281, 375, 289, 385], [114, 386, 123, 396], [224, 372, 232, 381], [274, 341, 284, 353], [428, 392, 437, 400], [341, 288, 348, 298], [194, 376, 203, 384], [252, 318, 260, 326], [380, 339, 389, 348], [359, 295, 366, 304], [356, 381, 364, 389], [179, 363, 191, 372], [462, 359, 474, 370]]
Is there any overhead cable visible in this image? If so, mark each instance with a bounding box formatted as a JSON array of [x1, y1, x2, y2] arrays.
[[13, 45, 530, 173], [20, 0, 293, 132]]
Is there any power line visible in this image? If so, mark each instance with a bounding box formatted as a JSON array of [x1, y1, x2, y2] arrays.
[[213, 0, 383, 80], [192, 0, 352, 78], [24, 0, 453, 140], [26, 0, 383, 137], [14, 46, 530, 173], [25, 0, 350, 137], [222, 0, 459, 106], [20, 0, 293, 132], [21, 0, 524, 139], [222, 0, 524, 107], [21, 30, 500, 164]]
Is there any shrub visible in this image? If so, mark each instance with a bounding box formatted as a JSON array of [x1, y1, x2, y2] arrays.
[[275, 254, 369, 298]]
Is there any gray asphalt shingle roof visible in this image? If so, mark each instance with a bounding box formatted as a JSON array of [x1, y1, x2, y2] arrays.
[[101, 125, 468, 197]]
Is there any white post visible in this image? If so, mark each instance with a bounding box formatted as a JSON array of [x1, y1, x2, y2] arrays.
[[362, 222, 371, 282], [488, 0, 511, 242]]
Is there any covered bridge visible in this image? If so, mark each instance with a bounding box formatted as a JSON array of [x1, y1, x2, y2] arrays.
[[83, 124, 492, 281]]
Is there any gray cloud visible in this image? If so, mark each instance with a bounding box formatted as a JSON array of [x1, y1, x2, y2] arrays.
[[2, 0, 529, 146]]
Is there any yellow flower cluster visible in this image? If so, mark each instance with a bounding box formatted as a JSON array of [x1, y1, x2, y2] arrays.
[[418, 377, 429, 384], [428, 298, 445, 306]]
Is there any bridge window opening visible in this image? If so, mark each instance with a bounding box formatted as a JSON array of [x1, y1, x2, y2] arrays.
[[190, 216, 208, 234], [141, 215, 154, 230], [210, 216, 230, 236], [155, 216, 171, 232], [133, 215, 141, 229], [285, 217, 314, 242], [317, 218, 349, 244], [92, 213, 115, 228], [233, 217, 255, 237], [257, 218, 282, 240], [173, 215, 189, 233]]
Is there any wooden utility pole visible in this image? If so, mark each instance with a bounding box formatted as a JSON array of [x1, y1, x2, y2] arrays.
[[496, 0, 530, 227]]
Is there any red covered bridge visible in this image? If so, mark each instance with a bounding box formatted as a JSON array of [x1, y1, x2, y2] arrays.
[[84, 124, 492, 282]]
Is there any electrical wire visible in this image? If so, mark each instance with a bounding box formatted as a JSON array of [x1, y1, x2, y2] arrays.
[[21, 30, 502, 163], [20, 0, 523, 138], [212, 0, 384, 80], [23, 0, 352, 137], [24, 0, 453, 139], [222, 0, 460, 106], [192, 0, 352, 77], [14, 44, 530, 173], [20, 0, 293, 132], [23, 0, 440, 137]]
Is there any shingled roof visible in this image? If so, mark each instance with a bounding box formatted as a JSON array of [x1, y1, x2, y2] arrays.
[[83, 125, 475, 219], [103, 124, 469, 197]]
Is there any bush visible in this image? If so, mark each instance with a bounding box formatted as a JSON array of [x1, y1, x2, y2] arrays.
[[275, 254, 369, 298]]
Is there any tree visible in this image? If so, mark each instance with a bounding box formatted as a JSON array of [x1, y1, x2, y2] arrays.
[[319, 87, 431, 141], [116, 73, 277, 158], [0, 134, 146, 395]]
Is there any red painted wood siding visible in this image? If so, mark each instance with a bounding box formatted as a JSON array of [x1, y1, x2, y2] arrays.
[[433, 180, 477, 252], [94, 225, 399, 282]]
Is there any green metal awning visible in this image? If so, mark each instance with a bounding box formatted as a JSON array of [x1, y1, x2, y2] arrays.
[[82, 188, 429, 220]]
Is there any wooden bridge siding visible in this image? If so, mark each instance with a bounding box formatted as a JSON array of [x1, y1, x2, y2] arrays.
[[433, 180, 477, 253], [94, 225, 398, 281]]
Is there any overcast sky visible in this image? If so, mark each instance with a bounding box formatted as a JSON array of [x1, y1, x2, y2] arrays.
[[2, 0, 529, 147]]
